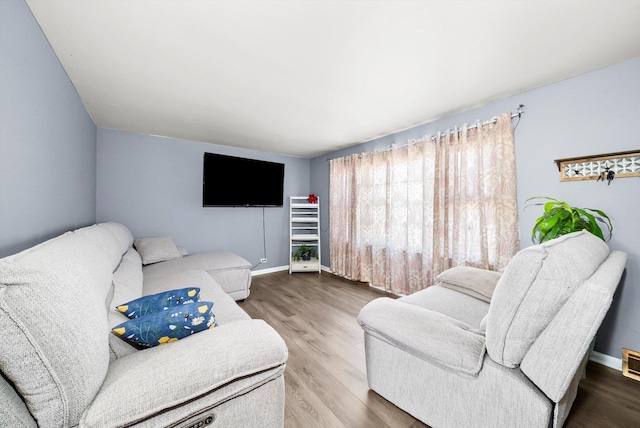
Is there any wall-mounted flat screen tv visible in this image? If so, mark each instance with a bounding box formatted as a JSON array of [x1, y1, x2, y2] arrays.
[[203, 152, 284, 207]]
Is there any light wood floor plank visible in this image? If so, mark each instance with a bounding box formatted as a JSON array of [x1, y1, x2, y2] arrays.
[[239, 270, 640, 428]]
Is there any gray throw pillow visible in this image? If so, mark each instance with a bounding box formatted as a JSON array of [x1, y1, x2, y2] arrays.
[[133, 236, 183, 265]]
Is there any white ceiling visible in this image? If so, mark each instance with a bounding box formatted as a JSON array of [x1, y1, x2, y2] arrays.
[[25, 0, 640, 158]]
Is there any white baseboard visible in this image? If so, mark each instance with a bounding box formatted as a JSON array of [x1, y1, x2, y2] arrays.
[[251, 265, 289, 276], [251, 264, 331, 276], [590, 350, 622, 371]]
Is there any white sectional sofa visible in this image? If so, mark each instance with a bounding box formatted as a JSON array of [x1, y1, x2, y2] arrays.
[[142, 250, 252, 302], [0, 222, 288, 427]]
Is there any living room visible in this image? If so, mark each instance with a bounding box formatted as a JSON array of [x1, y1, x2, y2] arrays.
[[2, 0, 639, 426]]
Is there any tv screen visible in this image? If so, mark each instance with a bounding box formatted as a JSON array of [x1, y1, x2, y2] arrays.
[[203, 153, 284, 207]]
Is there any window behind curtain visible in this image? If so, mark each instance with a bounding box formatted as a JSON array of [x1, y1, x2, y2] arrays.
[[329, 112, 519, 295]]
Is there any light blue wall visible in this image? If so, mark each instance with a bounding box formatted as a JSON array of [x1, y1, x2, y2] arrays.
[[97, 128, 309, 269], [0, 0, 97, 258], [311, 57, 640, 359]]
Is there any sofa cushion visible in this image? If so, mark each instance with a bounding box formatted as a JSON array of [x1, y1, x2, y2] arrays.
[[101, 222, 134, 255], [1, 373, 37, 428], [485, 231, 610, 368], [116, 287, 200, 318], [112, 302, 216, 348], [73, 222, 133, 272], [108, 248, 145, 360], [112, 248, 144, 296], [134, 236, 183, 265], [0, 232, 112, 427], [400, 285, 490, 330], [143, 251, 252, 298]]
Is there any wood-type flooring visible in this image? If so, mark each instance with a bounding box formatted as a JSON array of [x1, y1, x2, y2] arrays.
[[238, 270, 640, 428]]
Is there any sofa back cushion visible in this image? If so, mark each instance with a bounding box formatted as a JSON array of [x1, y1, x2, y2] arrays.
[[0, 232, 113, 427], [485, 231, 609, 368], [0, 373, 37, 428], [108, 248, 144, 360], [74, 222, 133, 271]]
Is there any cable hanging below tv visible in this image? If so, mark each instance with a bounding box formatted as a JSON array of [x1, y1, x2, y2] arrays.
[[202, 152, 285, 207]]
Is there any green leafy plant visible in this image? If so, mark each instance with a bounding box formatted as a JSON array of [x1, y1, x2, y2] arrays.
[[292, 244, 317, 262], [526, 196, 613, 243]]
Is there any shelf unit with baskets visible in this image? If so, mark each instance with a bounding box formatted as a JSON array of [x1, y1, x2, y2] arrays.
[[289, 196, 321, 273]]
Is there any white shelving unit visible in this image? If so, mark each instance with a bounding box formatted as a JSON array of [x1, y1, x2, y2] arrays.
[[289, 196, 321, 273]]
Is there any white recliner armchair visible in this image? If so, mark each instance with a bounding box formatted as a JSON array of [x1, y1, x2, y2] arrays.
[[358, 230, 626, 428]]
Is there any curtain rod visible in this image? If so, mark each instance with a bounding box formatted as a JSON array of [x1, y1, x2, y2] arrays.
[[326, 104, 525, 162], [398, 104, 525, 147]]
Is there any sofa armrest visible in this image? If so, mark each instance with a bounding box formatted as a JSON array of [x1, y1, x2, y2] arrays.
[[357, 298, 486, 376], [82, 319, 287, 427], [436, 266, 502, 303], [521, 250, 627, 403]]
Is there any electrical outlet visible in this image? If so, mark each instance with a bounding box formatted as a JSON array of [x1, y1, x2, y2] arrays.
[[260, 258, 267, 263]]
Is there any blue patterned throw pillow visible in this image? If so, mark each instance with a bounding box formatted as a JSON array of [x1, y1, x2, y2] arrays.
[[116, 287, 200, 319], [112, 301, 216, 348]]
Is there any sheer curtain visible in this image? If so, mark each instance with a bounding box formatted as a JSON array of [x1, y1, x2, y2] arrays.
[[329, 112, 519, 295]]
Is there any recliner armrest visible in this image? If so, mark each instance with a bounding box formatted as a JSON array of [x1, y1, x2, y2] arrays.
[[358, 297, 486, 377], [82, 319, 288, 427], [520, 250, 627, 403], [436, 265, 502, 303]]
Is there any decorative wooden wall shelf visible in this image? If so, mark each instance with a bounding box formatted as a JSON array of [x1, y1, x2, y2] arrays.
[[554, 150, 640, 182]]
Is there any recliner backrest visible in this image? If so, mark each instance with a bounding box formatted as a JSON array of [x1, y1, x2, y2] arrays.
[[484, 231, 611, 368]]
